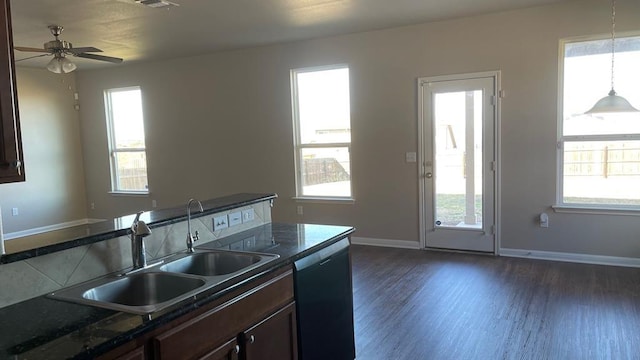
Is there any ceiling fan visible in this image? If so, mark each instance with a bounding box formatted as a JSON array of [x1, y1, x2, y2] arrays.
[[14, 25, 123, 74]]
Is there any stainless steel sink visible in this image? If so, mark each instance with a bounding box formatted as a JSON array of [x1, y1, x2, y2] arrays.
[[83, 272, 205, 306], [50, 272, 207, 314], [48, 249, 279, 315], [159, 251, 266, 276]]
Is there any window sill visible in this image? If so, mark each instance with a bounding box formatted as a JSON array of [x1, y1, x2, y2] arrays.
[[293, 196, 355, 204], [109, 191, 150, 197], [552, 204, 640, 216]]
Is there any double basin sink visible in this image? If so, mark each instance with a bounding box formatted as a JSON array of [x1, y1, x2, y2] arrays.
[[48, 250, 280, 315]]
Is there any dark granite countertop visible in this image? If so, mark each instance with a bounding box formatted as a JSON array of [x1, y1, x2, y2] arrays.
[[0, 222, 355, 360], [1, 193, 277, 264]]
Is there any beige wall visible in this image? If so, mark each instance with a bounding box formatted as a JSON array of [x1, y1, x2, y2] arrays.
[[0, 68, 87, 233], [76, 0, 640, 258]]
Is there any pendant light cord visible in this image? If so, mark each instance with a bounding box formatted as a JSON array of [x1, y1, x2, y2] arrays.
[[610, 0, 616, 93]]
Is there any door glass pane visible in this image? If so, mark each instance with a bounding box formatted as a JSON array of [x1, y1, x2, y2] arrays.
[[300, 147, 351, 197], [433, 91, 483, 228]]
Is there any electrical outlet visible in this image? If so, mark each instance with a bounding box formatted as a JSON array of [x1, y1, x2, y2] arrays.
[[297, 206, 303, 215], [11, 207, 18, 216], [152, 200, 157, 208], [213, 215, 228, 231], [90, 202, 95, 210], [228, 212, 242, 227], [539, 213, 549, 228], [242, 209, 255, 223], [243, 236, 256, 250]]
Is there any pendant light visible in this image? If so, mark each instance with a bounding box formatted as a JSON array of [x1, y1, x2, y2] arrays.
[[585, 0, 639, 114]]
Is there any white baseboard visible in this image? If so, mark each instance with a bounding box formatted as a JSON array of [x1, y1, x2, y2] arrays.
[[4, 218, 105, 241], [351, 237, 421, 249], [500, 248, 640, 268]]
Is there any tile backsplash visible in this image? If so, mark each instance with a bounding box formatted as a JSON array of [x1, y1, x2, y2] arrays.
[[0, 201, 271, 308]]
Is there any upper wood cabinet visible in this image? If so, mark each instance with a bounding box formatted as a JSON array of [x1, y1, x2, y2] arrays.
[[0, 0, 24, 183]]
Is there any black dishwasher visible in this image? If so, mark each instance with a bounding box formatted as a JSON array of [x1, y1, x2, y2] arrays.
[[294, 238, 356, 360]]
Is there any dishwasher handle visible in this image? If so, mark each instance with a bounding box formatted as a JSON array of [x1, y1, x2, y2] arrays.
[[294, 238, 349, 271]]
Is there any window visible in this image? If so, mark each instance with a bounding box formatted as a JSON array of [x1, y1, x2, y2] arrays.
[[291, 65, 352, 199], [104, 87, 149, 193], [559, 35, 640, 208]]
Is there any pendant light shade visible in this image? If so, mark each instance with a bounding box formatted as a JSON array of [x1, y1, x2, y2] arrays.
[[586, 89, 640, 114], [585, 0, 638, 114]]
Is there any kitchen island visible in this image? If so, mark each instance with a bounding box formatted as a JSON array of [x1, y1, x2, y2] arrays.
[[0, 222, 354, 359], [0, 195, 355, 359]]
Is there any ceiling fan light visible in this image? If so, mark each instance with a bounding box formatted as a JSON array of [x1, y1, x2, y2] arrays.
[[46, 56, 77, 74], [60, 57, 77, 73], [585, 90, 640, 114], [46, 57, 63, 73]]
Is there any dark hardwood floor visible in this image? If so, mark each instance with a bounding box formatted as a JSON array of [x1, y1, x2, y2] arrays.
[[350, 245, 640, 360]]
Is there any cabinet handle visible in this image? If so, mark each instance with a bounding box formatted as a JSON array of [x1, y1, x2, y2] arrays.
[[249, 334, 255, 344], [0, 159, 20, 175], [13, 160, 21, 176], [230, 344, 240, 360]]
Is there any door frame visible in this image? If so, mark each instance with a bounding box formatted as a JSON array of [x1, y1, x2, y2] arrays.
[[417, 71, 502, 254]]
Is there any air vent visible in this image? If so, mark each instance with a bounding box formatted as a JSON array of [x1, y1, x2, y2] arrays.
[[135, 0, 179, 8]]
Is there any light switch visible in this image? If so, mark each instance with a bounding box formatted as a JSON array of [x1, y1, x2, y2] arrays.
[[213, 215, 228, 231], [406, 152, 417, 163], [228, 212, 242, 227]]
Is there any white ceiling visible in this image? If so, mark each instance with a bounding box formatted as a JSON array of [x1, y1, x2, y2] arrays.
[[11, 0, 569, 70]]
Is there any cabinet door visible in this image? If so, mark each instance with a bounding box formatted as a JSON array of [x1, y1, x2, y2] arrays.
[[0, 0, 24, 183], [242, 302, 297, 360], [198, 337, 240, 360], [154, 270, 294, 360], [114, 346, 145, 360]]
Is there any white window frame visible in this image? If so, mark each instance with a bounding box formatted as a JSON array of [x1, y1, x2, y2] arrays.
[[104, 86, 149, 195], [555, 33, 640, 215], [291, 64, 354, 202]]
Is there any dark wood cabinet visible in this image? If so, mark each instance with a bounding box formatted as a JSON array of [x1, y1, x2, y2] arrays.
[[241, 302, 297, 360], [153, 268, 296, 360], [0, 0, 23, 183], [198, 338, 239, 360], [114, 346, 146, 360]]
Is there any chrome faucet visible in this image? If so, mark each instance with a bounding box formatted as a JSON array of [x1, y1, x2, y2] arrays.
[[186, 199, 204, 253], [131, 211, 152, 270]]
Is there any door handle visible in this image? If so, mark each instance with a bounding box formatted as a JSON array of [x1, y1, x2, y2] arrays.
[[425, 172, 433, 179]]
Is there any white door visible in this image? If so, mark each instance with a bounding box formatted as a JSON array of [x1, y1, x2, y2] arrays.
[[419, 73, 497, 253]]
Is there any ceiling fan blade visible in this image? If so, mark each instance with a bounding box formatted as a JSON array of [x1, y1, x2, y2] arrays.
[[15, 53, 50, 62], [76, 53, 123, 64], [68, 47, 103, 54], [14, 46, 50, 53]]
